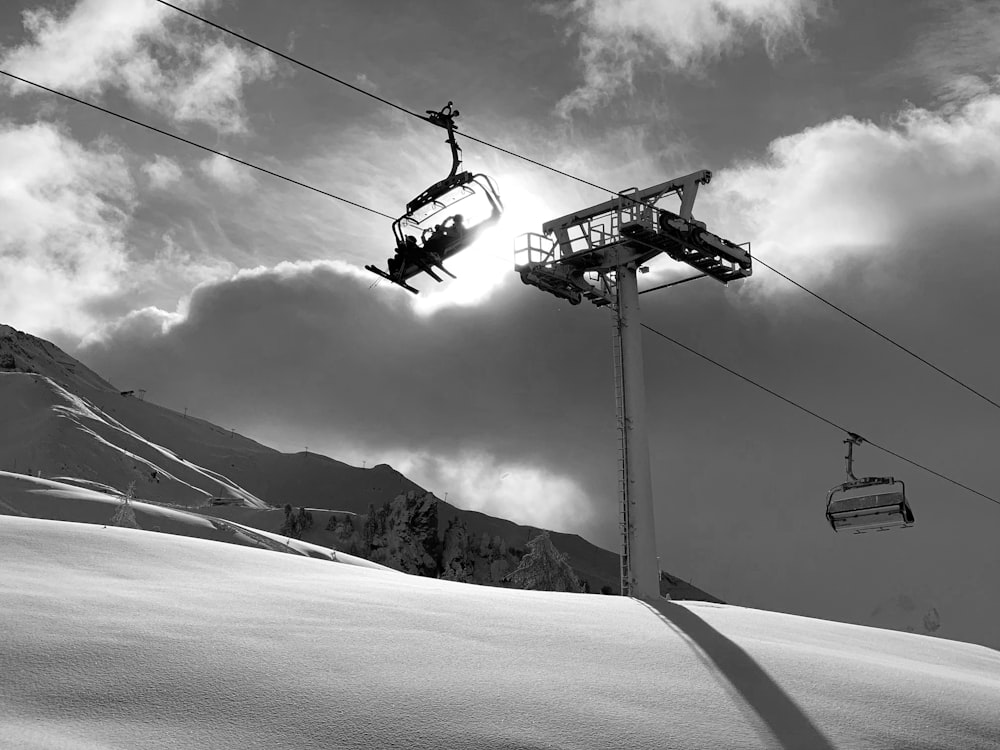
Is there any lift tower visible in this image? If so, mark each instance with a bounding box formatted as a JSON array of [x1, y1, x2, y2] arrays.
[[514, 170, 751, 599]]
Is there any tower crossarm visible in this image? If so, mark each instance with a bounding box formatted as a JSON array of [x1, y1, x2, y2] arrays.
[[541, 170, 711, 235], [514, 169, 750, 306], [620, 208, 752, 285], [514, 232, 614, 306], [540, 171, 710, 265]]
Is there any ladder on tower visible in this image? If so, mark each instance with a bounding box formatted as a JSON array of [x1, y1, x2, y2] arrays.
[[612, 294, 630, 597]]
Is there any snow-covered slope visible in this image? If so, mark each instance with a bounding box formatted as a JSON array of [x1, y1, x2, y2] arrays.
[[0, 472, 386, 569], [2, 517, 998, 750], [0, 324, 113, 392], [1, 324, 420, 510], [0, 372, 266, 506]]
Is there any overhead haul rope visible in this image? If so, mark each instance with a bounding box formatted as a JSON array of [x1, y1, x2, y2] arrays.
[[751, 257, 1000, 411], [640, 322, 999, 507], [152, 0, 608, 193], [0, 71, 395, 220], [5, 68, 996, 508], [153, 0, 1000, 418]]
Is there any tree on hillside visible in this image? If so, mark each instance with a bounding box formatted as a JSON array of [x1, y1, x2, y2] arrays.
[[280, 504, 313, 539], [505, 531, 582, 593], [325, 513, 360, 555], [110, 482, 141, 529]]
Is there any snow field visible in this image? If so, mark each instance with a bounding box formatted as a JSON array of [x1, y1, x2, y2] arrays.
[[1, 516, 998, 749]]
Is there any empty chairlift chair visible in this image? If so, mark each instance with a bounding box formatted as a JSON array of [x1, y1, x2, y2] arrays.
[[825, 434, 915, 534]]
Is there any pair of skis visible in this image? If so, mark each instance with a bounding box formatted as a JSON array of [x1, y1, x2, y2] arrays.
[[365, 252, 456, 295]]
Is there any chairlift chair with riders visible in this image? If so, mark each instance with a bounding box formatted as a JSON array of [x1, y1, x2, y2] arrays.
[[365, 102, 503, 293], [825, 433, 915, 534]]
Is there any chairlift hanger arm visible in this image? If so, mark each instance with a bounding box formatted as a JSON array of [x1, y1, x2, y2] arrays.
[[425, 101, 463, 180], [843, 432, 866, 480]]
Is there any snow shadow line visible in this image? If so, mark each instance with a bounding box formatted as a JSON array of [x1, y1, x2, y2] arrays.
[[639, 598, 835, 750]]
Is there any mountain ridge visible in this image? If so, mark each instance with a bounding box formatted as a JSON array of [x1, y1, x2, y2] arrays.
[[0, 323, 721, 599]]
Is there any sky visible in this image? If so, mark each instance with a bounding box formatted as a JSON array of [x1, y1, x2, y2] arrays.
[[2, 0, 1000, 645]]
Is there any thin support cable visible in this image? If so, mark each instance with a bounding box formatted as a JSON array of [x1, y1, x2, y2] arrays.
[[755, 256, 1000, 411], [0, 70, 395, 221], [638, 274, 707, 296], [640, 322, 1000, 507]]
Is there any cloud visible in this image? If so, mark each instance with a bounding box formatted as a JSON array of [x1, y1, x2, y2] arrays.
[[141, 232, 238, 295], [354, 73, 377, 91], [0, 121, 134, 337], [375, 450, 594, 533], [0, 127, 251, 341], [161, 39, 275, 132], [555, 0, 822, 115], [894, 0, 1000, 106], [199, 154, 256, 192], [1, 0, 275, 134], [142, 155, 183, 189], [77, 260, 618, 537], [708, 91, 1000, 288]]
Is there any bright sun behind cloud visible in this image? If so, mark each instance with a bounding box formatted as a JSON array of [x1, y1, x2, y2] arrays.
[[409, 174, 556, 315], [405, 169, 741, 313]]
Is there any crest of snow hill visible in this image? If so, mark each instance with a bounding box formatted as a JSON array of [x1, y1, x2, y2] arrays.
[[0, 324, 716, 598]]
